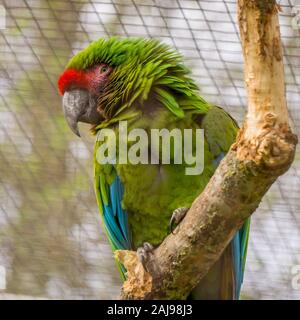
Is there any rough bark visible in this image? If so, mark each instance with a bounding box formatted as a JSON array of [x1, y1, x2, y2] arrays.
[[117, 0, 298, 300]]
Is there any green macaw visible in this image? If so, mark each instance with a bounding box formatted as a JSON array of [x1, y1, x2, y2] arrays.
[[58, 37, 250, 300]]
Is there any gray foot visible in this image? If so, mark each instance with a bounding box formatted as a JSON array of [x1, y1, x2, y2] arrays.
[[137, 242, 154, 272], [169, 207, 189, 234]]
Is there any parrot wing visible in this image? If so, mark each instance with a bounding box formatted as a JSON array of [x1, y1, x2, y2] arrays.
[[94, 160, 131, 280]]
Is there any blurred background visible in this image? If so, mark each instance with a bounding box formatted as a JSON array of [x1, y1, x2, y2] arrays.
[[0, 0, 299, 300]]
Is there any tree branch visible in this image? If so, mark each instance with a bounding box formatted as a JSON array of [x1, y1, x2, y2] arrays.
[[117, 0, 298, 299]]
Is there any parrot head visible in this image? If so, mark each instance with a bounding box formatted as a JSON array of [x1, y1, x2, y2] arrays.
[[58, 62, 113, 136], [58, 37, 198, 136]]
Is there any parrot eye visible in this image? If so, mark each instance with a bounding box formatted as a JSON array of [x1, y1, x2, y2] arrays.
[[100, 66, 109, 74]]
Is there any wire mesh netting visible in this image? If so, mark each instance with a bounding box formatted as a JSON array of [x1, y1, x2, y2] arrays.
[[0, 0, 299, 299]]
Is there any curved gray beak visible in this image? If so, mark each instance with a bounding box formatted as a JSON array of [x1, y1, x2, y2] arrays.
[[62, 89, 89, 137]]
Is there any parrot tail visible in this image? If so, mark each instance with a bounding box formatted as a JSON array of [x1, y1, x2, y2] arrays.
[[190, 219, 250, 300]]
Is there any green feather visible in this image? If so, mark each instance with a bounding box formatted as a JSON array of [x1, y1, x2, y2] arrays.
[[155, 87, 185, 118], [99, 173, 109, 206]]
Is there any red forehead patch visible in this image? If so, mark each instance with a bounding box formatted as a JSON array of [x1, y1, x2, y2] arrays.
[[57, 69, 88, 95]]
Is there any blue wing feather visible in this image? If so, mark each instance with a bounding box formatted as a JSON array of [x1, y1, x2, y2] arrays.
[[233, 220, 250, 298], [115, 177, 131, 244], [110, 181, 118, 217], [97, 171, 132, 252], [103, 204, 128, 249], [232, 231, 242, 298]]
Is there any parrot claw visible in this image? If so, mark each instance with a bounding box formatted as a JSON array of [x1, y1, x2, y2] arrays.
[[137, 242, 154, 273], [169, 207, 189, 234]]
